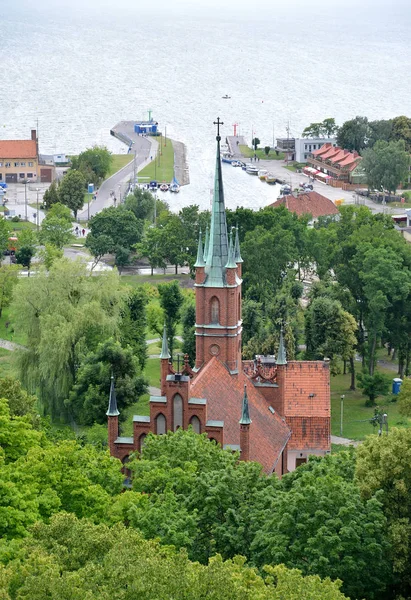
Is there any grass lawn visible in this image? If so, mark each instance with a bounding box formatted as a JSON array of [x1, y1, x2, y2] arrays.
[[107, 155, 134, 179], [147, 342, 161, 355], [284, 162, 305, 173], [138, 139, 175, 183], [8, 221, 37, 233], [0, 306, 27, 346], [0, 348, 16, 377], [330, 369, 409, 440], [239, 145, 285, 160]]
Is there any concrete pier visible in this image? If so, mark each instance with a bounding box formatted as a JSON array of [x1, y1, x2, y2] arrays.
[[111, 121, 189, 186]]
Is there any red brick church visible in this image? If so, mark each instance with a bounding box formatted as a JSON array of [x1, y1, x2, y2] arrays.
[[107, 123, 331, 475]]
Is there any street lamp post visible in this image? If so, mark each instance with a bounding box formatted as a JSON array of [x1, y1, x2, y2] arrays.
[[35, 188, 40, 232], [340, 395, 345, 437]]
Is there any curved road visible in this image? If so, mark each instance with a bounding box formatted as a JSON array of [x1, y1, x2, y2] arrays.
[[78, 133, 158, 221]]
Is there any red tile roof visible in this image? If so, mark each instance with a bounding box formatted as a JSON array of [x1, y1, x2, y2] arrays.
[[312, 143, 332, 157], [0, 140, 37, 159], [190, 357, 291, 473], [270, 191, 339, 218]]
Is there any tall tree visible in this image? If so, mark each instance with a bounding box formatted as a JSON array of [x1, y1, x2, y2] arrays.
[[124, 186, 156, 221], [11, 259, 125, 420], [40, 215, 72, 248], [87, 205, 143, 255], [71, 145, 112, 184], [0, 264, 19, 318], [392, 115, 411, 151], [356, 428, 411, 598], [67, 339, 147, 425], [305, 297, 357, 374], [58, 169, 86, 218], [158, 280, 184, 359], [42, 180, 59, 209], [0, 216, 10, 255], [362, 139, 410, 194], [337, 116, 370, 152], [181, 295, 196, 364], [120, 287, 148, 369]]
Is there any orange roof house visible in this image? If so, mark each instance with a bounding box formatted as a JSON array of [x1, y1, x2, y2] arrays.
[[0, 129, 53, 184], [309, 144, 363, 183], [270, 191, 339, 221], [107, 124, 331, 475]]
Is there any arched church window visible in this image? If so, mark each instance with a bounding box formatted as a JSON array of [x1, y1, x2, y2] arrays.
[[190, 415, 201, 434], [173, 394, 183, 431], [238, 291, 241, 321], [139, 433, 147, 452], [156, 413, 166, 435], [210, 296, 220, 324]]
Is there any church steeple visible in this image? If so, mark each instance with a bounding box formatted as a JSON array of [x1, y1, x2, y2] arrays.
[[204, 118, 229, 287], [194, 120, 242, 373], [239, 384, 252, 425], [203, 225, 209, 262], [277, 329, 287, 366], [234, 225, 243, 264], [160, 322, 170, 360], [194, 229, 205, 268], [106, 373, 119, 416]]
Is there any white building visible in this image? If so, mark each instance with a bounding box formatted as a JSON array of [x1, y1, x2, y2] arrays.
[[295, 137, 337, 163]]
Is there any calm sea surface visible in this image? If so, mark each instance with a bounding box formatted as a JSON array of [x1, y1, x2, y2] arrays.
[[3, 0, 411, 210]]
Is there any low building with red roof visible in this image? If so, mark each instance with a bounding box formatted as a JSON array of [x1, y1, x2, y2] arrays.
[[270, 191, 339, 222], [307, 143, 365, 184], [107, 125, 331, 475]]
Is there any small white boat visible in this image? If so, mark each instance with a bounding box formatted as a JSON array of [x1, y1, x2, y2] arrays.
[[160, 183, 169, 192], [170, 183, 180, 193], [222, 94, 231, 99], [265, 173, 276, 185], [246, 165, 259, 175], [231, 161, 242, 167]]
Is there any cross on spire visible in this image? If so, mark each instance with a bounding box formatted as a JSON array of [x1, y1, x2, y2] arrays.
[[213, 117, 224, 142]]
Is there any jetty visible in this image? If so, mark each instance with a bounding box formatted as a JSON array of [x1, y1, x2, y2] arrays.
[[226, 135, 247, 157], [111, 120, 189, 186]]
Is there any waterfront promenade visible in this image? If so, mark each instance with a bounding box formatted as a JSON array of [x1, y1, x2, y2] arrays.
[[226, 135, 405, 216]]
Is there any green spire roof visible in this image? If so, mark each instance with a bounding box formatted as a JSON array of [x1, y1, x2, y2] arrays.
[[106, 374, 120, 417], [160, 323, 170, 360], [203, 225, 209, 263], [225, 228, 237, 268], [203, 133, 229, 287], [239, 384, 252, 425], [234, 225, 243, 263], [277, 329, 287, 365], [194, 229, 205, 268]]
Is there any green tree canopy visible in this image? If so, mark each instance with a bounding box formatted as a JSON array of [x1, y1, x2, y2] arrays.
[[362, 139, 410, 194], [158, 280, 184, 359], [42, 180, 59, 210], [67, 339, 147, 425], [356, 428, 411, 597], [71, 145, 112, 185], [337, 116, 370, 152], [58, 169, 86, 218], [0, 513, 349, 600], [11, 259, 125, 420]]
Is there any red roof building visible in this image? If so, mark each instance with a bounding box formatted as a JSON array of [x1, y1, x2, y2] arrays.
[[308, 143, 364, 183], [107, 128, 331, 475], [270, 191, 339, 221]]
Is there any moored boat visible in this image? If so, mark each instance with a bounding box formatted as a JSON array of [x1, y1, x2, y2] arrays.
[[221, 153, 234, 164], [258, 169, 268, 180], [160, 183, 169, 192], [231, 161, 242, 167], [246, 164, 259, 175], [265, 173, 276, 184]]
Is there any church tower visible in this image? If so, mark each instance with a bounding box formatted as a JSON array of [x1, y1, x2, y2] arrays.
[[194, 119, 243, 373]]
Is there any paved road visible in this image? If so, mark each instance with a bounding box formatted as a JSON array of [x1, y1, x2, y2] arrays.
[[226, 135, 406, 217], [78, 132, 158, 221]]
